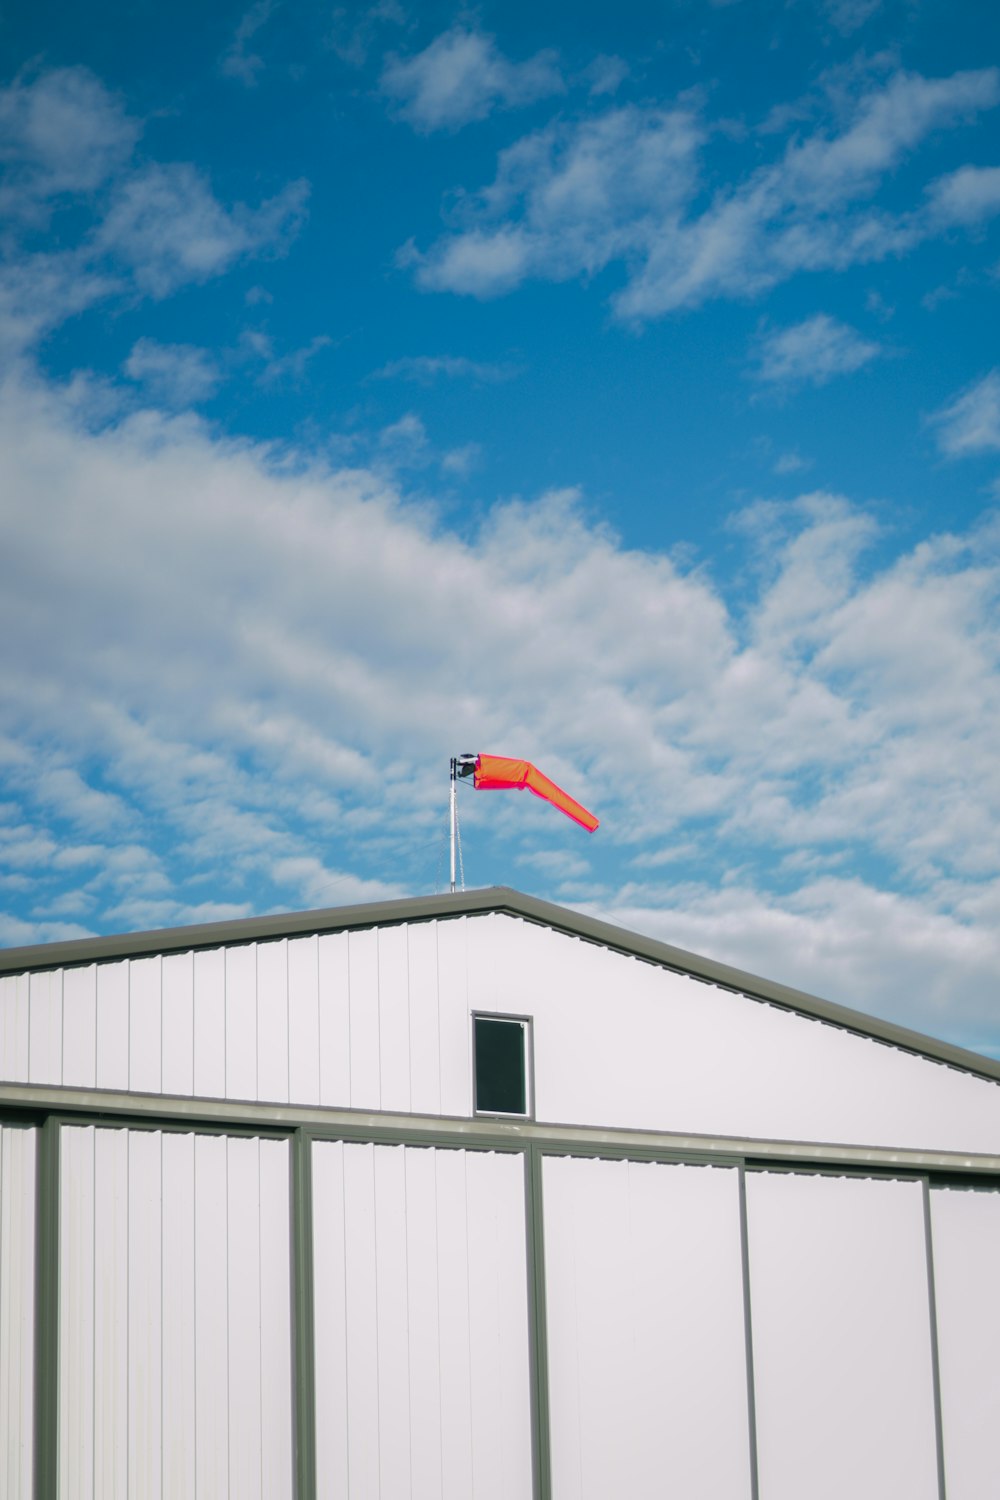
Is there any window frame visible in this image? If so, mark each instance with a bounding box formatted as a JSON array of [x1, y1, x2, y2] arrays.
[[471, 1011, 534, 1120]]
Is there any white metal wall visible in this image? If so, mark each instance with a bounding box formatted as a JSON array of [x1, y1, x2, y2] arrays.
[[311, 1140, 534, 1500], [5, 913, 1000, 1153], [745, 1171, 940, 1500], [470, 916, 1000, 1152], [542, 1155, 753, 1500], [0, 1123, 36, 1500], [929, 1186, 1000, 1500], [0, 920, 469, 1117], [58, 1126, 293, 1500]]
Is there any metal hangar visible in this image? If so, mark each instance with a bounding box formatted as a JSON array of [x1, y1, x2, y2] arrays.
[[1, 885, 999, 1499]]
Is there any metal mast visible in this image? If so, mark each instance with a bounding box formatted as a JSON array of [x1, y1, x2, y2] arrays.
[[449, 754, 476, 892]]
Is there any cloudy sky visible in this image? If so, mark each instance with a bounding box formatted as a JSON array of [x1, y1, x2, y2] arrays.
[[2, 0, 1000, 1055]]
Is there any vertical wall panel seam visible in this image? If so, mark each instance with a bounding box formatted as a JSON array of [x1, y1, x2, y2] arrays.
[[314, 941, 321, 1110], [291, 1132, 317, 1500], [0, 1129, 5, 1494], [91, 1132, 96, 1500], [375, 936, 382, 1115], [403, 1146, 414, 1495], [193, 1137, 200, 1500], [341, 1142, 352, 1499], [159, 1132, 165, 1500], [433, 1149, 444, 1490], [435, 922, 443, 1117], [345, 939, 353, 1111], [922, 1179, 948, 1500], [0, 1128, 4, 1493], [34, 1116, 59, 1500], [127, 1128, 132, 1494], [463, 1151, 475, 1493], [257, 1139, 264, 1500], [738, 1167, 761, 1500], [525, 1146, 552, 1500], [225, 1140, 231, 1497], [285, 944, 291, 1112]]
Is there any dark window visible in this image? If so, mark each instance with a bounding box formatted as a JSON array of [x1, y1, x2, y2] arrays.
[[474, 1016, 529, 1116]]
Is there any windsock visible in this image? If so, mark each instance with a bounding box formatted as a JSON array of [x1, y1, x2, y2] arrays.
[[470, 754, 599, 832]]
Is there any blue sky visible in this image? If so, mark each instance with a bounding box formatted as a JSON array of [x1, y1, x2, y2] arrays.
[[3, 0, 1000, 1054]]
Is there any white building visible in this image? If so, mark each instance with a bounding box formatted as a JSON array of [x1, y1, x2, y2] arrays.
[[1, 884, 999, 1499]]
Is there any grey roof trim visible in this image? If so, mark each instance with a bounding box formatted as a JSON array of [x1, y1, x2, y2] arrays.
[[2, 885, 999, 1085]]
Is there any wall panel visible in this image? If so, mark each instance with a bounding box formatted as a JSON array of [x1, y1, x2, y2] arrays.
[[317, 931, 350, 1107], [0, 1124, 36, 1500], [0, 975, 30, 1083], [162, 950, 194, 1097], [929, 1185, 1000, 1500], [745, 1171, 939, 1500], [287, 935, 320, 1106], [129, 956, 162, 1094], [62, 964, 96, 1089], [29, 967, 61, 1085], [312, 1140, 533, 1500], [256, 940, 289, 1104], [58, 1126, 294, 1500], [542, 1154, 753, 1500]]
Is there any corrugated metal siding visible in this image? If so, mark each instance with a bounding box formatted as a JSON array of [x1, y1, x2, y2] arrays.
[[929, 1186, 1000, 1500], [542, 1155, 753, 1500], [2, 918, 474, 1115], [0, 1124, 35, 1500], [468, 913, 1000, 1152], [6, 911, 1000, 1152], [745, 1171, 939, 1500], [58, 1127, 293, 1500], [311, 1140, 533, 1500]]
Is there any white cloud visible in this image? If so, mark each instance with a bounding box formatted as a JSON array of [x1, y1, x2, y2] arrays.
[[580, 55, 629, 98], [380, 26, 564, 132], [125, 339, 222, 404], [773, 450, 811, 475], [3, 369, 1000, 1047], [755, 314, 881, 385], [0, 67, 309, 329], [373, 354, 519, 383], [414, 103, 703, 296], [328, 1, 406, 69], [220, 0, 275, 87], [441, 441, 481, 476], [377, 410, 429, 464], [95, 164, 309, 296], [0, 67, 139, 218], [823, 0, 882, 35], [932, 371, 1000, 457], [254, 334, 331, 386], [411, 67, 1000, 319], [926, 164, 1000, 226]]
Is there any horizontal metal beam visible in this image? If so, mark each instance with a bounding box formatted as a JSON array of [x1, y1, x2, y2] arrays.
[[2, 1082, 1000, 1176]]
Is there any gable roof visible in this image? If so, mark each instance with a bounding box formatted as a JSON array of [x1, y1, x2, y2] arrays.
[[2, 884, 998, 1085]]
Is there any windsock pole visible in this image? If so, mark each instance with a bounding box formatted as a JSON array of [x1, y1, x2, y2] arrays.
[[449, 757, 457, 893]]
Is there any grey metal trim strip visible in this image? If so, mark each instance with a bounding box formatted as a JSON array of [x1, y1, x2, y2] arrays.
[[738, 1168, 760, 1500], [33, 1116, 59, 1500], [525, 1145, 552, 1500], [3, 1083, 1000, 1175], [922, 1179, 948, 1500], [291, 1129, 317, 1500], [2, 885, 998, 1085]]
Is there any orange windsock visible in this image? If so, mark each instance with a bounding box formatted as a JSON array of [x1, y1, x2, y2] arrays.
[[473, 754, 599, 832]]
